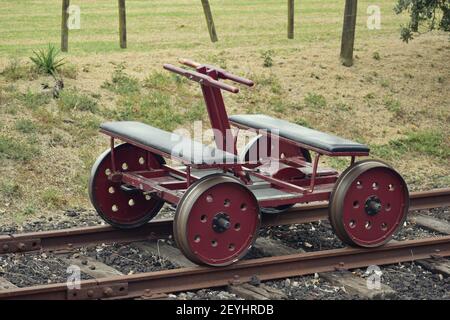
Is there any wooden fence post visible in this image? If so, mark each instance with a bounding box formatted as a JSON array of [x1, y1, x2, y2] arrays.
[[201, 0, 218, 42], [340, 0, 358, 67], [61, 0, 70, 52], [118, 0, 127, 49], [288, 0, 294, 39]]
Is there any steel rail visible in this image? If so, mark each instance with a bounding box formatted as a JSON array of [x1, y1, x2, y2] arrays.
[[0, 235, 449, 300], [0, 188, 449, 255]]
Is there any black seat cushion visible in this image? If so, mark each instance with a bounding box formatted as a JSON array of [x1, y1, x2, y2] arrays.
[[229, 114, 369, 153], [101, 121, 237, 165]]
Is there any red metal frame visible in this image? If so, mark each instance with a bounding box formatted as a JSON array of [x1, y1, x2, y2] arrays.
[[100, 59, 369, 209]]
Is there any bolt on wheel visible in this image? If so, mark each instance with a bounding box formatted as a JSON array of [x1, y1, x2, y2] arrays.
[[174, 174, 260, 266], [329, 160, 409, 247], [88, 143, 165, 229]]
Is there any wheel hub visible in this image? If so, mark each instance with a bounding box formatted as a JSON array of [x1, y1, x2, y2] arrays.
[[212, 212, 231, 233], [365, 195, 382, 216]]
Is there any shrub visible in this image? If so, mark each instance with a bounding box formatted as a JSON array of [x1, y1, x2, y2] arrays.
[[30, 44, 65, 76]]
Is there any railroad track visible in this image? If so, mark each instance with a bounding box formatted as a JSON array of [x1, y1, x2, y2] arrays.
[[0, 188, 448, 300], [1, 188, 448, 255]]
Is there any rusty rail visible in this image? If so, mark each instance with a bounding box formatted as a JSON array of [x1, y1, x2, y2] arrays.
[[1, 188, 449, 255], [0, 235, 449, 300]]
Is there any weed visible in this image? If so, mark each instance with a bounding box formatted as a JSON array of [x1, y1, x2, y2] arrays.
[[304, 92, 326, 109], [261, 50, 274, 68], [30, 44, 65, 76], [15, 119, 37, 134], [372, 52, 381, 60]]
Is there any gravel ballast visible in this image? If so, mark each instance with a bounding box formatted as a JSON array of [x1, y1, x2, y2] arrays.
[[0, 206, 448, 299]]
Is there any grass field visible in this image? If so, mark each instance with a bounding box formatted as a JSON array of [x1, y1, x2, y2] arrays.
[[0, 1, 449, 223], [0, 0, 408, 55]]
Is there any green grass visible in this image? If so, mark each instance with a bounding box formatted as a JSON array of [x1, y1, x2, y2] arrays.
[[58, 89, 98, 112], [17, 90, 51, 109], [383, 96, 403, 117], [112, 91, 184, 131], [371, 130, 450, 161], [40, 187, 66, 209], [0, 136, 40, 161], [0, 181, 21, 199], [102, 65, 140, 95], [0, 0, 408, 56], [15, 119, 37, 134], [304, 92, 327, 109], [0, 58, 37, 81]]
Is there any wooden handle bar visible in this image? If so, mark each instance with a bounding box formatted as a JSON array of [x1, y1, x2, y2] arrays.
[[179, 58, 254, 87], [163, 64, 239, 94]]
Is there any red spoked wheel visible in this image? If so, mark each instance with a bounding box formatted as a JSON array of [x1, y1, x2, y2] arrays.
[[174, 174, 260, 266], [241, 134, 311, 164], [88, 143, 165, 229], [241, 135, 311, 214], [329, 160, 409, 247]]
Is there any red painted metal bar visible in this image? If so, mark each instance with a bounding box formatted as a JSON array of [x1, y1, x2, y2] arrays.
[[121, 172, 180, 204], [309, 153, 320, 192], [163, 64, 239, 94], [179, 58, 254, 87], [248, 170, 308, 194], [185, 165, 191, 187], [110, 137, 116, 172]]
